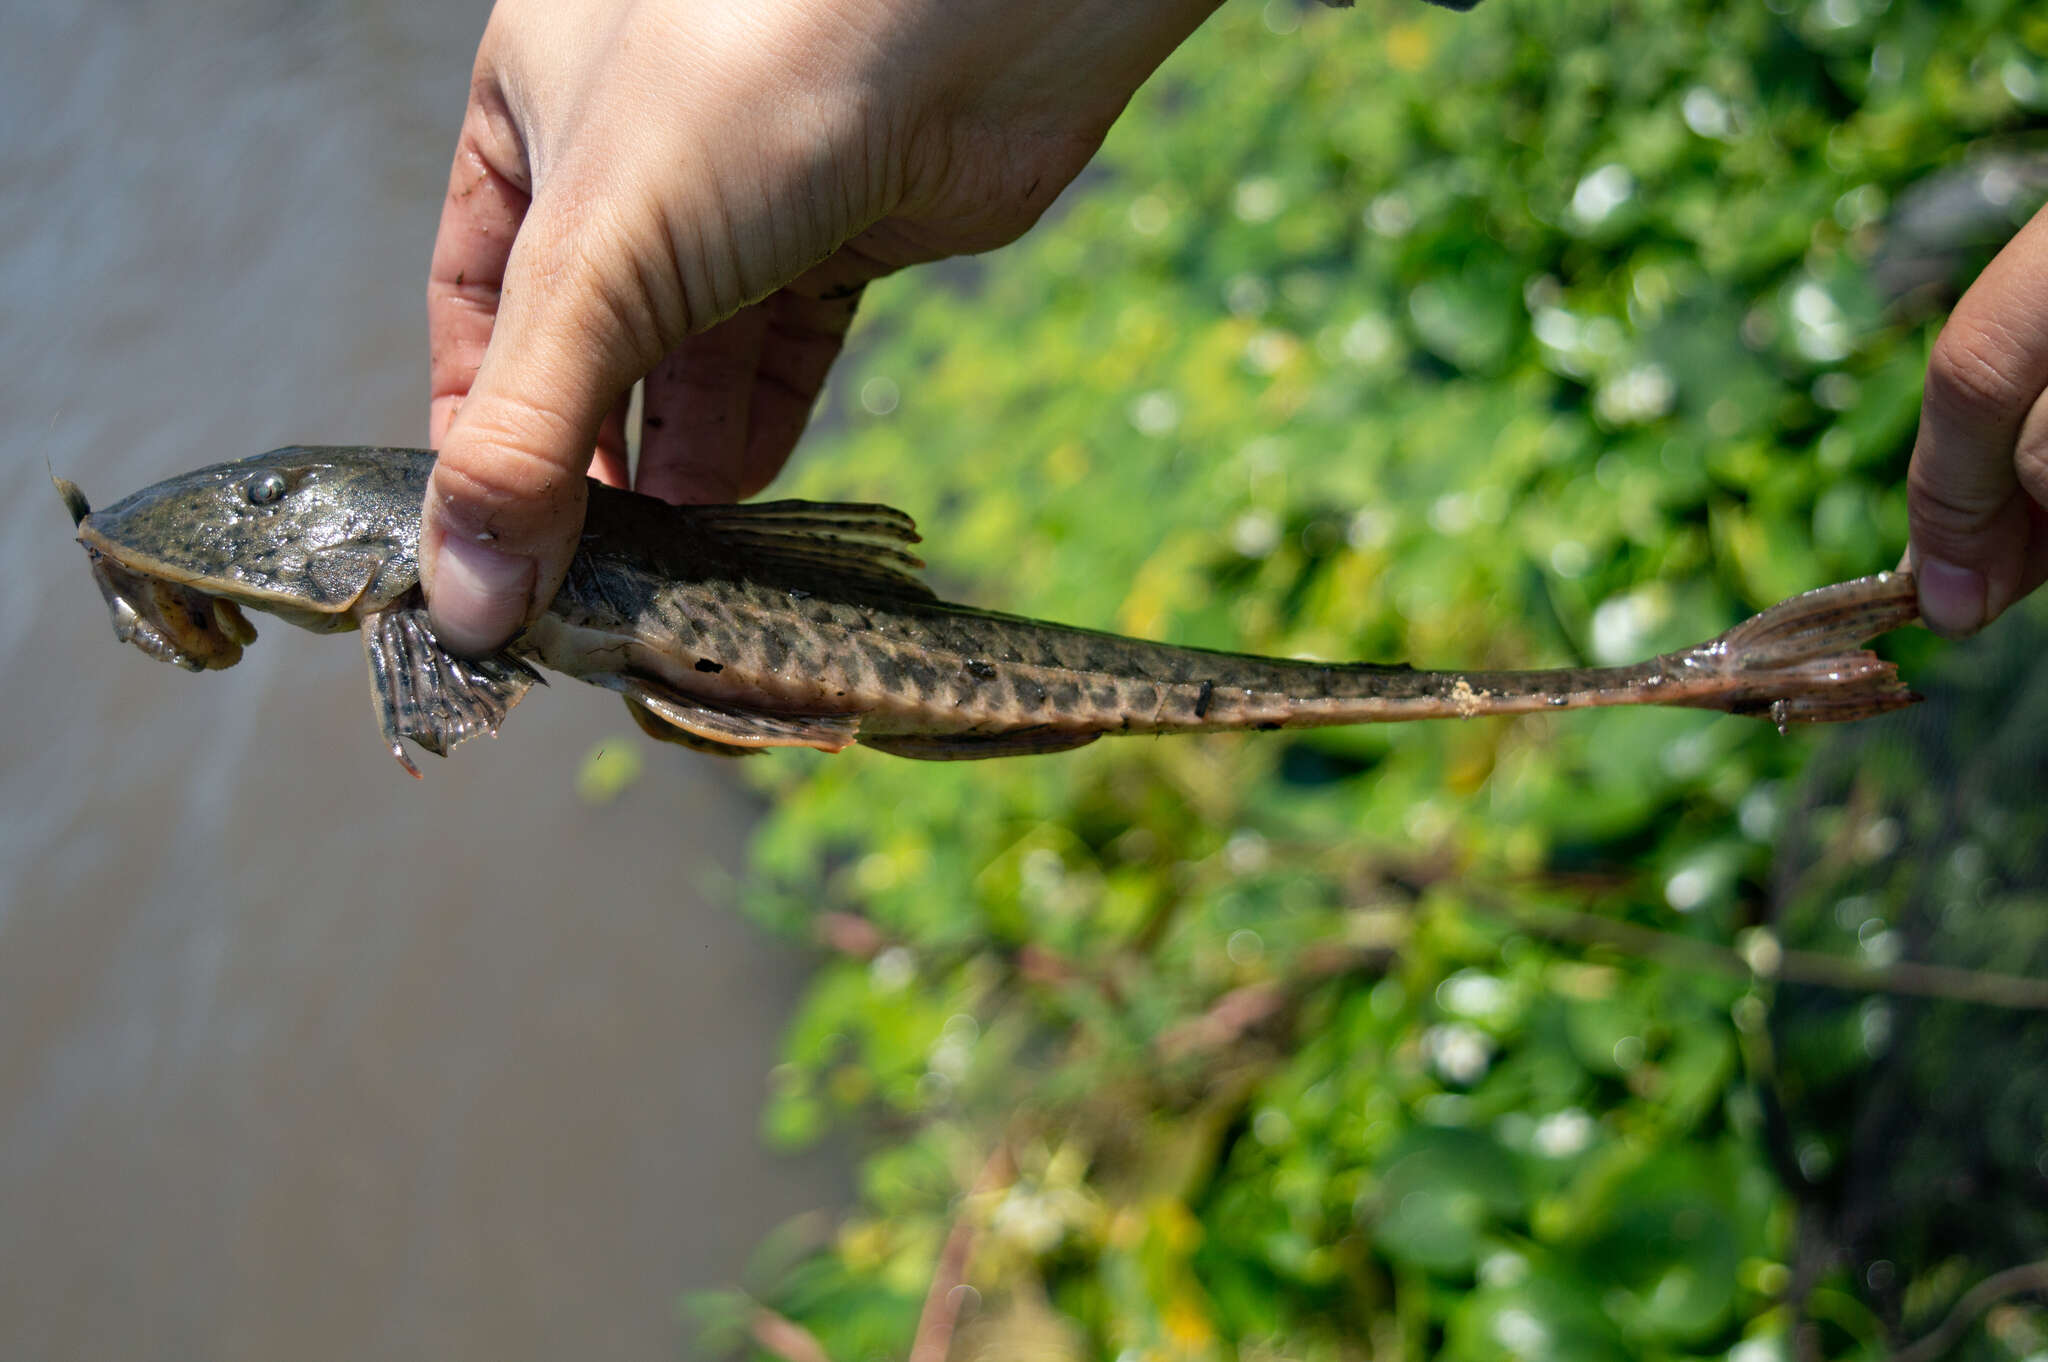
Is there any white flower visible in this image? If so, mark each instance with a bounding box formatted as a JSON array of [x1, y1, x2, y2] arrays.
[[1533, 1108, 1595, 1158], [1571, 164, 1635, 227], [1424, 1023, 1495, 1085]]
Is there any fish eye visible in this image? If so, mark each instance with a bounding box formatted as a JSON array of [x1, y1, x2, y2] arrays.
[[245, 471, 287, 506]]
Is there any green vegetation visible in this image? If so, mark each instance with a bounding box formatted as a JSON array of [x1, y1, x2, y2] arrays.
[[690, 1, 2048, 1357]]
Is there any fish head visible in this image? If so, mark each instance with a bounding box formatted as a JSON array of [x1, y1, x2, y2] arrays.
[[63, 446, 436, 669]]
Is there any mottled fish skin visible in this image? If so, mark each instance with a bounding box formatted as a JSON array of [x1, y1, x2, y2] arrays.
[[66, 447, 1922, 767], [546, 560, 1458, 735], [542, 562, 1916, 739]]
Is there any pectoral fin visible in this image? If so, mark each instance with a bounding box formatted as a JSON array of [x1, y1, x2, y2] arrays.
[[602, 675, 861, 753], [362, 604, 542, 776]]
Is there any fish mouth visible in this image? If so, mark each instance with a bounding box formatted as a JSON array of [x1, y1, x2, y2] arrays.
[[57, 475, 256, 671], [82, 543, 257, 671]]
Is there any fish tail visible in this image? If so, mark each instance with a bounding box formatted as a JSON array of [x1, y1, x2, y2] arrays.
[[1668, 571, 1922, 723]]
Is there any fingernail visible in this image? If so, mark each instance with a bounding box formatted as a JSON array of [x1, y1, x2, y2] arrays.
[[1915, 556, 1985, 639], [428, 535, 536, 656]]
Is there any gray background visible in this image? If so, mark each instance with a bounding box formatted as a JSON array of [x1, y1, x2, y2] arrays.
[[0, 3, 840, 1357]]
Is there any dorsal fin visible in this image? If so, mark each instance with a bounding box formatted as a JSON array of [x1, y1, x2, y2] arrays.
[[693, 500, 920, 539], [688, 499, 935, 600]]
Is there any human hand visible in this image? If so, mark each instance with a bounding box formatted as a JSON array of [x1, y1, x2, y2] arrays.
[[1905, 200, 2048, 638], [422, 0, 1220, 655]]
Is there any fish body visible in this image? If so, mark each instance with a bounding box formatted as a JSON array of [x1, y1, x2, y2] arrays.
[[63, 447, 1921, 774]]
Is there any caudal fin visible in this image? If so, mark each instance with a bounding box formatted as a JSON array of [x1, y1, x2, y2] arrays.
[[1678, 572, 1922, 724]]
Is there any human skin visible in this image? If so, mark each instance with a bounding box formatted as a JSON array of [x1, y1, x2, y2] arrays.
[[422, 0, 1222, 656], [1905, 201, 2048, 638], [423, 0, 2048, 655]]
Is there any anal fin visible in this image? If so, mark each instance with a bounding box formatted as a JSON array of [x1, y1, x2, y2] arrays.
[[859, 728, 1101, 761], [622, 697, 757, 758], [362, 604, 543, 776], [603, 675, 862, 753]]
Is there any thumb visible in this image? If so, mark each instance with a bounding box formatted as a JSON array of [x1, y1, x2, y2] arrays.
[[1903, 208, 2048, 638], [421, 219, 646, 657]]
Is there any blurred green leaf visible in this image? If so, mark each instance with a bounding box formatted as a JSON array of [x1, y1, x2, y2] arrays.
[[1370, 1126, 1525, 1273], [572, 736, 642, 805], [696, 1, 2048, 1357]]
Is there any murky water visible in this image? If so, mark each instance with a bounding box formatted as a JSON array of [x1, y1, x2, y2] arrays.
[[0, 3, 839, 1356]]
